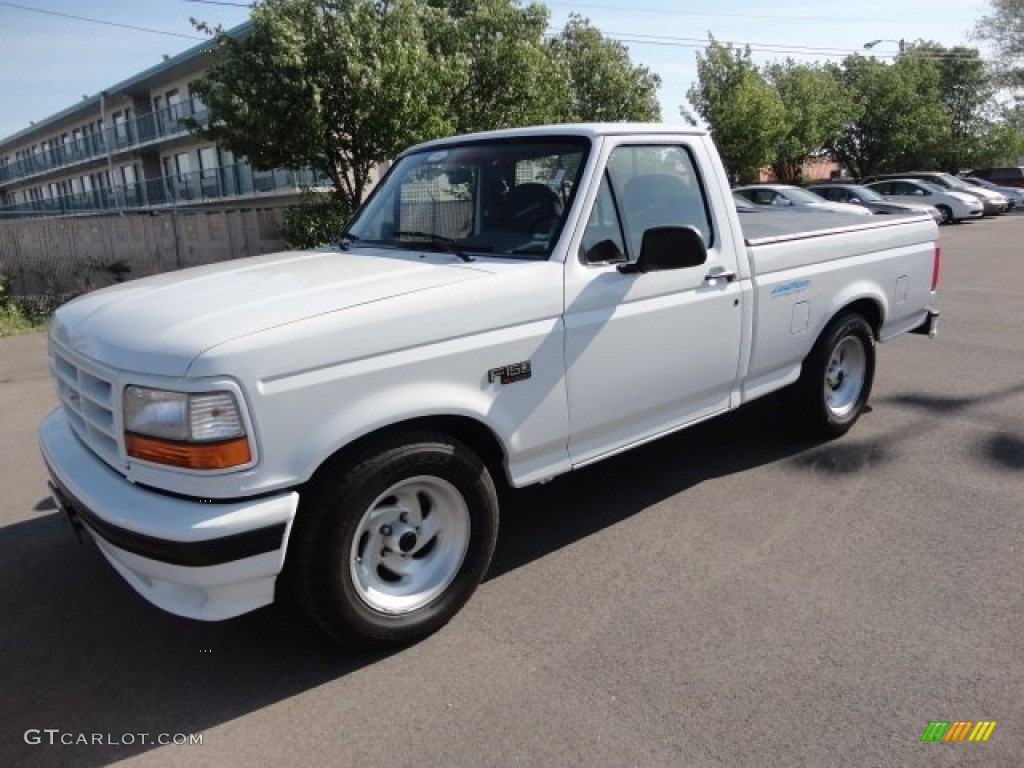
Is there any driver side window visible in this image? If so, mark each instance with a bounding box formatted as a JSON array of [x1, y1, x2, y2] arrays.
[[581, 173, 627, 264], [609, 145, 712, 260]]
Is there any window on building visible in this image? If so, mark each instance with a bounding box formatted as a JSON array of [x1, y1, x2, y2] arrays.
[[113, 110, 130, 144], [198, 147, 218, 175], [152, 94, 165, 133], [190, 89, 206, 119], [166, 89, 182, 122], [174, 152, 191, 179]]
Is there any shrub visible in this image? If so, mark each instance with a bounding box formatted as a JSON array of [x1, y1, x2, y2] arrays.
[[281, 192, 352, 249]]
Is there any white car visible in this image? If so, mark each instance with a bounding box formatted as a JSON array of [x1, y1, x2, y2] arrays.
[[732, 184, 873, 216], [864, 172, 1008, 215], [864, 179, 983, 224]]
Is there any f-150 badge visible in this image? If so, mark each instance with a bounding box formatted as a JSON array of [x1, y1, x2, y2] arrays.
[[488, 361, 532, 385]]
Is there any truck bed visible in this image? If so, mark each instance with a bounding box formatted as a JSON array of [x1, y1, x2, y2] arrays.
[[738, 209, 928, 245]]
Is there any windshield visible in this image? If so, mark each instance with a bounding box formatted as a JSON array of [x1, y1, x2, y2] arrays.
[[849, 185, 884, 202], [784, 187, 829, 204], [344, 137, 590, 260], [934, 172, 971, 190]]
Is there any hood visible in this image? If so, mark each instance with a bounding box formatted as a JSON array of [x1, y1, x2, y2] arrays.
[[958, 185, 1004, 202], [51, 247, 493, 376]]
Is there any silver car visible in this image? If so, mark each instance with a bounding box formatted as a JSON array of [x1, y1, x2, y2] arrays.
[[732, 184, 872, 216], [864, 179, 983, 224], [809, 182, 943, 223], [862, 172, 1008, 215], [960, 176, 1022, 211]]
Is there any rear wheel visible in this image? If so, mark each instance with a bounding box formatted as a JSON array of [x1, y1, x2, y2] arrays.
[[287, 431, 499, 649], [781, 312, 876, 438]]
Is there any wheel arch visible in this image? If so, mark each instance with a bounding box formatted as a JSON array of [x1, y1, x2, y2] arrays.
[[834, 296, 883, 339], [304, 414, 510, 492]]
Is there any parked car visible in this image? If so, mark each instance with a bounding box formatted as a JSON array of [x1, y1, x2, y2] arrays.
[[733, 193, 760, 212], [809, 182, 943, 223], [864, 178, 983, 223], [861, 171, 1008, 215], [732, 184, 872, 216], [38, 123, 941, 649], [959, 176, 1022, 211], [968, 166, 1024, 189]]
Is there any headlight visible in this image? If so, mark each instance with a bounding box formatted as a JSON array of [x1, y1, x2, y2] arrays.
[[123, 386, 251, 470]]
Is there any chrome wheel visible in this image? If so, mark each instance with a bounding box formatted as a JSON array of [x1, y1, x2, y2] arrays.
[[349, 476, 470, 615], [824, 335, 867, 421]]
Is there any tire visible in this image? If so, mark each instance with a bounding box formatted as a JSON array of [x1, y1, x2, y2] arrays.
[[936, 205, 953, 225], [780, 312, 876, 438], [287, 431, 499, 649]]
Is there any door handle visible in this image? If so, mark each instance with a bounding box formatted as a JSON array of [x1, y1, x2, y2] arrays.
[[704, 268, 737, 283]]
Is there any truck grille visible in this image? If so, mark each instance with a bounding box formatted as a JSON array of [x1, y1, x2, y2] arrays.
[[50, 344, 123, 469]]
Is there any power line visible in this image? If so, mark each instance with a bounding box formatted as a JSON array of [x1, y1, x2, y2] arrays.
[[544, 0, 943, 25], [183, 0, 252, 7], [558, 28, 993, 63], [0, 1, 205, 39]]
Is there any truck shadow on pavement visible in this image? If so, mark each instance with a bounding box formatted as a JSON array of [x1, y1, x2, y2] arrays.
[[1, 396, 889, 767]]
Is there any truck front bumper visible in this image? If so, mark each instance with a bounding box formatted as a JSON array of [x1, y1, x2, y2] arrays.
[[39, 409, 299, 621]]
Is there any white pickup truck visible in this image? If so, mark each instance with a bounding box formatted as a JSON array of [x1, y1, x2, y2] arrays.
[[39, 124, 940, 648]]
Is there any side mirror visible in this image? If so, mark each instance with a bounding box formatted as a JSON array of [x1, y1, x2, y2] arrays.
[[618, 226, 708, 274]]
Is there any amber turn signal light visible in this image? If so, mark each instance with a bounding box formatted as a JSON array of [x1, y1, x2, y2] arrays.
[[126, 433, 251, 470]]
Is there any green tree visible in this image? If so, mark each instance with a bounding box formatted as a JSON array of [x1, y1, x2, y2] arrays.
[[764, 60, 856, 182], [425, 0, 563, 133], [190, 0, 663, 230], [685, 37, 785, 182], [973, 0, 1024, 89], [906, 43, 995, 170], [190, 0, 457, 210], [974, 103, 1024, 164], [827, 53, 946, 177], [548, 14, 661, 122]]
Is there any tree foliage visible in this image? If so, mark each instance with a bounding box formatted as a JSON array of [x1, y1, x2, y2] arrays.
[[548, 14, 661, 123], [825, 53, 947, 177], [909, 43, 996, 170], [685, 37, 786, 182], [190, 0, 456, 209], [764, 60, 856, 182], [687, 30, 1021, 180], [425, 0, 562, 133], [974, 0, 1024, 89], [189, 0, 663, 220]]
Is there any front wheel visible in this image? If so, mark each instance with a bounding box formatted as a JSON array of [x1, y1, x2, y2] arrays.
[[287, 431, 499, 649], [780, 312, 876, 438], [936, 205, 953, 225]]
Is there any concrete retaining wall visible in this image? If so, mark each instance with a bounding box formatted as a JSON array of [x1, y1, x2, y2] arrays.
[[0, 207, 287, 297]]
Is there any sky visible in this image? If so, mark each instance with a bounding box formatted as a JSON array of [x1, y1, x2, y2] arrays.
[[0, 0, 996, 141]]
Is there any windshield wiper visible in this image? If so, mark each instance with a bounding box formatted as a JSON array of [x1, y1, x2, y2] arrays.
[[389, 230, 477, 262]]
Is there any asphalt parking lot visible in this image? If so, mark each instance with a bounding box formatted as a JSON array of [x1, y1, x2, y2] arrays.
[[1, 215, 1022, 768]]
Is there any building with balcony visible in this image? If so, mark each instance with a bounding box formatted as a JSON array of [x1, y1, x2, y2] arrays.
[[0, 21, 327, 218]]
